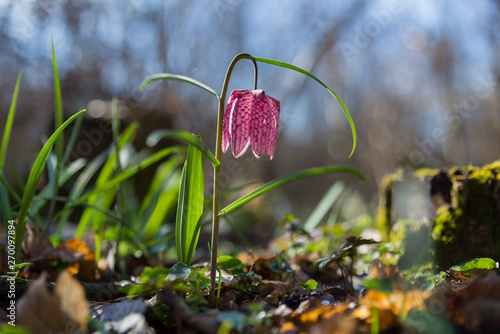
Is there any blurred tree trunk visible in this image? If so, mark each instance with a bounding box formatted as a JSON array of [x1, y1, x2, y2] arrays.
[[377, 160, 500, 268]]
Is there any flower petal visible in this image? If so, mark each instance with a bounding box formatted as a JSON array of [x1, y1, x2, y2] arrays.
[[231, 91, 253, 158], [266, 96, 280, 160], [222, 90, 248, 153], [250, 90, 271, 159]]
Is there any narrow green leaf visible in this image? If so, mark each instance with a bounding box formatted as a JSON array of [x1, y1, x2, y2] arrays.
[[371, 306, 380, 334], [141, 157, 182, 239], [243, 55, 357, 158], [29, 157, 87, 217], [175, 165, 187, 262], [76, 122, 139, 238], [139, 73, 220, 99], [75, 146, 184, 209], [15, 109, 85, 261], [176, 142, 204, 265], [303, 181, 345, 232], [220, 166, 364, 216], [147, 130, 219, 167], [57, 151, 108, 239], [52, 37, 64, 166], [0, 174, 21, 208], [138, 156, 181, 218], [0, 71, 22, 172], [61, 114, 83, 167], [0, 71, 22, 222]]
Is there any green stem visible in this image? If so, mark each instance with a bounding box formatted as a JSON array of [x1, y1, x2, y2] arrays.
[[209, 53, 258, 306]]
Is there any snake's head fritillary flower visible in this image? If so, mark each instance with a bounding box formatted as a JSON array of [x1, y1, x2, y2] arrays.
[[222, 89, 280, 160]]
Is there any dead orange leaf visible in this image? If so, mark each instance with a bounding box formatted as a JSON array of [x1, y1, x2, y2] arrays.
[[17, 270, 89, 333]]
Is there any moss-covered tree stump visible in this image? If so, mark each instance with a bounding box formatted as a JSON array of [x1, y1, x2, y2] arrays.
[[377, 160, 500, 268]]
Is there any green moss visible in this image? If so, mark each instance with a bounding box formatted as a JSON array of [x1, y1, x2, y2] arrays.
[[377, 159, 500, 268], [376, 171, 403, 240], [469, 168, 494, 184], [431, 160, 500, 267], [432, 206, 456, 244], [413, 167, 440, 179], [483, 160, 500, 173]]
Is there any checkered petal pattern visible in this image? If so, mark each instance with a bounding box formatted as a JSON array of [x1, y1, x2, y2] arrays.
[[222, 89, 280, 160]]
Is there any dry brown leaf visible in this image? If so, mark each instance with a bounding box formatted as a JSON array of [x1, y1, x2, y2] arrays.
[[310, 315, 362, 334], [56, 239, 97, 281], [280, 320, 299, 334], [445, 273, 500, 332], [359, 289, 430, 332], [368, 260, 400, 280], [21, 225, 54, 261], [17, 270, 89, 333]]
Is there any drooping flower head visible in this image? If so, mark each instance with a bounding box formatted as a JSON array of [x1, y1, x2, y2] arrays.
[[222, 89, 280, 160]]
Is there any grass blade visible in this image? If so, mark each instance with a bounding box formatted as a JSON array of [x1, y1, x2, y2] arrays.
[[303, 181, 345, 232], [61, 114, 83, 167], [76, 122, 139, 239], [147, 130, 219, 167], [52, 37, 64, 166], [0, 174, 21, 210], [29, 157, 87, 217], [57, 151, 107, 240], [0, 71, 22, 172], [75, 146, 185, 208], [140, 156, 182, 239], [176, 142, 204, 264], [139, 73, 220, 99], [45, 39, 65, 230], [220, 166, 363, 216], [0, 71, 22, 223], [15, 109, 85, 261], [242, 55, 357, 158]]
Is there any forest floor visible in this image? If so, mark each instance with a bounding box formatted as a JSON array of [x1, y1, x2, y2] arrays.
[[1, 223, 499, 334]]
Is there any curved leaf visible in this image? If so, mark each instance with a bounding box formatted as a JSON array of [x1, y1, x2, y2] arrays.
[[0, 71, 22, 222], [147, 130, 219, 167], [303, 181, 345, 232], [76, 122, 139, 238], [242, 55, 357, 158], [52, 37, 64, 167], [176, 142, 204, 265], [139, 73, 220, 99], [220, 166, 364, 216], [0, 71, 22, 172], [75, 146, 185, 208], [15, 109, 86, 261], [140, 156, 183, 239]]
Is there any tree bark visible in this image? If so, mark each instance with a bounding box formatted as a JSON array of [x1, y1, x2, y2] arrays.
[[377, 160, 500, 268]]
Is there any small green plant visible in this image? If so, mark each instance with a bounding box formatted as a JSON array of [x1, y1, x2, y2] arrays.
[[316, 236, 379, 293], [1, 45, 363, 307], [0, 41, 188, 267], [141, 53, 363, 304], [300, 279, 319, 291]]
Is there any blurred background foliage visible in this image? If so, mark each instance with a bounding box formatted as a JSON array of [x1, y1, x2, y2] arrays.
[[1, 0, 499, 227]]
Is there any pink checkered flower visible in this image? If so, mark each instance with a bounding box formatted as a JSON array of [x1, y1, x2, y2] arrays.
[[222, 89, 280, 160]]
